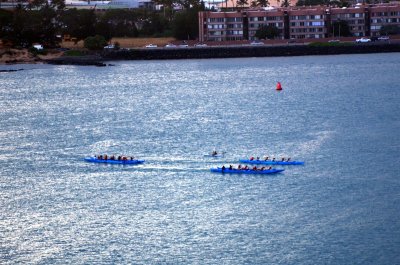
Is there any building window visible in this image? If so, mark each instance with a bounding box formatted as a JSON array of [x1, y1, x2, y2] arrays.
[[311, 21, 324, 26]]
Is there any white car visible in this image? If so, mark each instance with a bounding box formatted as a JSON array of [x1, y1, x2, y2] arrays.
[[33, 44, 44, 50], [104, 44, 115, 49], [250, 41, 264, 45], [145, 44, 158, 48], [194, 43, 208, 47], [165, 43, 177, 48], [356, 37, 371, 43], [378, 36, 390, 41]]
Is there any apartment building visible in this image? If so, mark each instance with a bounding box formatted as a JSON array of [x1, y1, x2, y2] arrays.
[[370, 4, 400, 36], [289, 7, 327, 39], [198, 3, 400, 41], [329, 6, 368, 37]]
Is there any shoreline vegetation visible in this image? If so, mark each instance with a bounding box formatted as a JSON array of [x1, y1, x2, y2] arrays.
[[1, 38, 400, 66]]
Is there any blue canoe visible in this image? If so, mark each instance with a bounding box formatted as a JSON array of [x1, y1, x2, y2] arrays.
[[210, 167, 284, 174], [84, 157, 145, 165], [239, 159, 304, 165]]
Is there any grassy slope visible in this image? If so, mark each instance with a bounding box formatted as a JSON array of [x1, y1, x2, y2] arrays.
[[60, 37, 176, 49]]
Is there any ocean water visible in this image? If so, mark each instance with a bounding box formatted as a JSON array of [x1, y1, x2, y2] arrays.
[[1, 54, 400, 264]]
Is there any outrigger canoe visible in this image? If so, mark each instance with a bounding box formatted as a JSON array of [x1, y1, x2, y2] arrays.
[[239, 159, 304, 165], [84, 157, 145, 164], [210, 167, 284, 174], [204, 154, 225, 158]]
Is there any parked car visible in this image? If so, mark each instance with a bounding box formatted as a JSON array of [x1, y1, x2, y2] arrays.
[[104, 44, 115, 49], [355, 37, 371, 43], [194, 43, 208, 47], [328, 39, 340, 43], [33, 44, 44, 50], [378, 36, 390, 41], [145, 44, 158, 48], [250, 41, 264, 45], [165, 43, 177, 48]]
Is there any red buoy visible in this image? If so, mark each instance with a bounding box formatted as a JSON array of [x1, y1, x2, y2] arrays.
[[276, 82, 282, 91]]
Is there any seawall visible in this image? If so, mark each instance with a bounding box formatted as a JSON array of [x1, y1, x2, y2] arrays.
[[102, 43, 400, 61], [45, 43, 400, 65]]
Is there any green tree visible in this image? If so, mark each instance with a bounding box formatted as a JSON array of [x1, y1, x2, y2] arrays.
[[7, 0, 65, 47], [380, 25, 400, 35], [27, 0, 47, 10], [328, 0, 350, 7], [255, 24, 280, 39], [172, 8, 198, 40], [331, 20, 352, 37], [280, 0, 290, 7], [10, 9, 47, 47], [256, 0, 269, 6], [84, 35, 107, 50], [152, 0, 174, 20], [0, 9, 13, 43], [296, 0, 324, 6], [50, 0, 66, 10], [236, 0, 248, 8], [176, 0, 203, 9], [250, 0, 269, 7], [60, 9, 97, 42], [97, 9, 140, 38]]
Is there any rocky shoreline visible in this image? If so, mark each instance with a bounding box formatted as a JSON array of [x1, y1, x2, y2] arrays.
[[46, 55, 107, 66], [0, 48, 64, 65]]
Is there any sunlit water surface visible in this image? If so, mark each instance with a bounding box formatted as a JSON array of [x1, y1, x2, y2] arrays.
[[1, 54, 400, 264]]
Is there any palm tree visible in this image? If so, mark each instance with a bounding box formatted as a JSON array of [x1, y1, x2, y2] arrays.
[[236, 0, 248, 8], [281, 0, 290, 7], [257, 0, 269, 7]]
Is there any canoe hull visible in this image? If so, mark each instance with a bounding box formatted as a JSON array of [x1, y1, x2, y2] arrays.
[[84, 157, 145, 164], [239, 159, 304, 165], [210, 168, 284, 174], [204, 154, 224, 158]]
